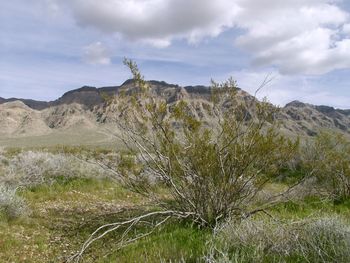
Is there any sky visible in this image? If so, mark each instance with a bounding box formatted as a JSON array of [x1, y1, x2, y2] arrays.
[[1, 0, 350, 108]]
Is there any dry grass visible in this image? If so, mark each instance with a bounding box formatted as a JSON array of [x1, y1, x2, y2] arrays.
[[0, 149, 117, 188], [207, 215, 350, 263]]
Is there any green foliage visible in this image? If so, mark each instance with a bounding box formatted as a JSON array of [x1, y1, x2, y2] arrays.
[[115, 59, 299, 227], [303, 131, 350, 199]]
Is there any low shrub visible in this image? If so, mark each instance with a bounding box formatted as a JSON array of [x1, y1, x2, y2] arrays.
[[1, 150, 116, 187], [0, 184, 28, 220], [302, 132, 350, 200], [207, 215, 350, 262]]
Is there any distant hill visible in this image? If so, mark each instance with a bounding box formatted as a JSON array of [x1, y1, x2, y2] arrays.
[[0, 80, 182, 110], [0, 79, 349, 140], [0, 80, 211, 110], [0, 97, 50, 110], [280, 100, 350, 136]]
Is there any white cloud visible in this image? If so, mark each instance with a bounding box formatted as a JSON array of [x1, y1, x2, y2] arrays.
[[55, 0, 239, 45], [343, 23, 350, 34], [234, 1, 350, 75], [82, 42, 111, 65], [51, 0, 350, 75]]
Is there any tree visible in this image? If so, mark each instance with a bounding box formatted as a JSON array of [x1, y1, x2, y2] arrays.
[[70, 59, 299, 261]]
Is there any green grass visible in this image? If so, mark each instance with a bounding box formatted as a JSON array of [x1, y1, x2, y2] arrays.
[[0, 177, 209, 262], [22, 177, 141, 203], [80, 222, 209, 263], [0, 218, 51, 262], [1, 175, 350, 262], [271, 196, 350, 219]]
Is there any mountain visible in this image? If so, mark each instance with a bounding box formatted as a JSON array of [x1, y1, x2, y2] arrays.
[[0, 86, 117, 110], [0, 97, 50, 110], [0, 80, 349, 139], [0, 101, 51, 136], [0, 80, 208, 110], [281, 100, 350, 136]]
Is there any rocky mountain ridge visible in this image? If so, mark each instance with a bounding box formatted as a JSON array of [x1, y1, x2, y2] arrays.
[[0, 80, 349, 138], [0, 80, 215, 110]]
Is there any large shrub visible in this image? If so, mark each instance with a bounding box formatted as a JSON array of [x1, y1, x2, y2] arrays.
[[71, 60, 300, 261], [114, 59, 299, 227]]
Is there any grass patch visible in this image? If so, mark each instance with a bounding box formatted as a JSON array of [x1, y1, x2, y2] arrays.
[[22, 177, 142, 204], [0, 177, 208, 262], [270, 197, 350, 219], [75, 222, 209, 263], [1, 176, 350, 262], [0, 178, 142, 262]]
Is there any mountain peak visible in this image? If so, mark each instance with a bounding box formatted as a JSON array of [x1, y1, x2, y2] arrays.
[[120, 79, 180, 89], [61, 86, 98, 97], [285, 100, 307, 108]]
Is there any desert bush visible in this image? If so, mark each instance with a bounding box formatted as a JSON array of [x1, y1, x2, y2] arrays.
[[113, 60, 299, 227], [0, 184, 28, 220], [70, 60, 300, 261], [0, 148, 7, 178], [8, 151, 75, 186], [1, 150, 115, 187], [302, 131, 350, 200], [206, 215, 350, 263]]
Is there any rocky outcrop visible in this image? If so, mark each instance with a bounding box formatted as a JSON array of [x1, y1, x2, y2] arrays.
[[281, 100, 350, 136]]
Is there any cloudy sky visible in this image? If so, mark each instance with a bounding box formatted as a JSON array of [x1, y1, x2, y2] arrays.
[[1, 0, 350, 108]]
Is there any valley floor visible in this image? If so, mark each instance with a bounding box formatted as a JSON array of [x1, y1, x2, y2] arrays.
[[0, 146, 350, 262], [0, 178, 209, 262], [1, 177, 350, 262], [0, 129, 119, 149]]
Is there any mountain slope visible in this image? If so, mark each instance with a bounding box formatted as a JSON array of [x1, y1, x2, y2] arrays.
[[0, 80, 349, 139], [0, 101, 51, 136], [281, 101, 350, 136]]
